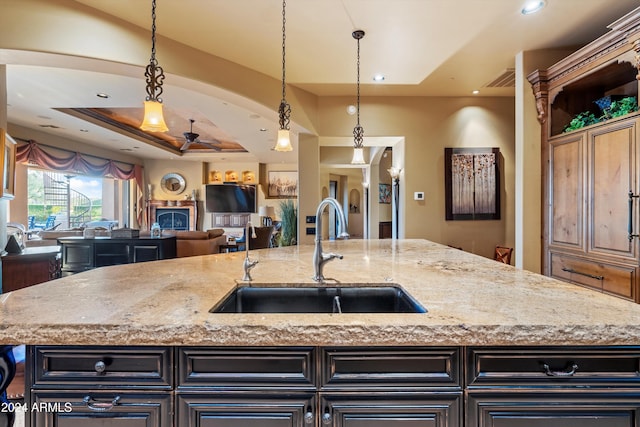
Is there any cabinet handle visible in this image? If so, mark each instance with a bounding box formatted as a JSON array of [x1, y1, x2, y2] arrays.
[[322, 409, 332, 425], [629, 191, 639, 240], [83, 395, 121, 411], [561, 267, 604, 281], [543, 363, 579, 377], [94, 360, 106, 374], [304, 411, 314, 424]]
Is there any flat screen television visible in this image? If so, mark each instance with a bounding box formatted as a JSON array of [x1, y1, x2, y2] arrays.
[[205, 184, 256, 213]]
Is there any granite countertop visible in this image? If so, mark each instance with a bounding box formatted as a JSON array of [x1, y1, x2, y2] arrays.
[[1, 239, 639, 347]]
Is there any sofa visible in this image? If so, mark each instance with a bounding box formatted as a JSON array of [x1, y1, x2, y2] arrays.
[[138, 229, 227, 257], [167, 229, 227, 257]]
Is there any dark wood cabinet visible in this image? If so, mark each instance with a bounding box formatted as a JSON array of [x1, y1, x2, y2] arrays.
[[323, 394, 461, 427], [1, 246, 61, 292], [31, 391, 172, 427], [466, 346, 640, 427], [176, 394, 316, 427], [27, 346, 173, 427], [25, 345, 640, 427], [467, 393, 640, 427], [58, 236, 176, 275]]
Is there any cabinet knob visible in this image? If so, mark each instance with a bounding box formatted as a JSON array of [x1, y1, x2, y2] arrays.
[[304, 411, 314, 424], [322, 411, 332, 425], [94, 360, 106, 374]]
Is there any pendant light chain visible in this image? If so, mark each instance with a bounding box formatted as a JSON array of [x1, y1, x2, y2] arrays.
[[278, 0, 291, 132], [281, 0, 287, 102], [353, 30, 365, 150], [145, 0, 165, 103]]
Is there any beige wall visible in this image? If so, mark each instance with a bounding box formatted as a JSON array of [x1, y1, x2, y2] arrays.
[[314, 96, 515, 259]]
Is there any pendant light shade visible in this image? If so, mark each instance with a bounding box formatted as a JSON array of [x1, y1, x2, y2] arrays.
[[140, 0, 168, 133], [351, 30, 365, 164], [276, 128, 292, 151], [275, 0, 293, 152], [351, 147, 365, 165], [141, 100, 168, 132]]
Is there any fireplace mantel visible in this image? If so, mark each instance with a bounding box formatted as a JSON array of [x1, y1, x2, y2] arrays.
[[150, 200, 197, 231]]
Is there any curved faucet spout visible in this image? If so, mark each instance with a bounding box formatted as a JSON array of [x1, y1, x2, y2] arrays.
[[242, 221, 258, 282], [313, 198, 350, 282]]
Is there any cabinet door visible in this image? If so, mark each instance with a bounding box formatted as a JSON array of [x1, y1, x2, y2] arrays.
[[177, 394, 315, 427], [549, 132, 586, 251], [61, 242, 94, 273], [31, 391, 172, 427], [132, 245, 160, 263], [94, 242, 130, 267], [588, 119, 638, 260], [468, 392, 640, 427], [322, 394, 461, 427]]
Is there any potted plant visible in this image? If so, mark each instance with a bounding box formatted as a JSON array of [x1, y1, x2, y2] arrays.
[[277, 199, 297, 247]]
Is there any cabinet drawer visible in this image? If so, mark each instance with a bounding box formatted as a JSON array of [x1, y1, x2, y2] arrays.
[[550, 252, 636, 300], [468, 391, 640, 427], [32, 346, 172, 389], [467, 347, 640, 387], [176, 393, 316, 427], [321, 347, 461, 390], [31, 391, 172, 427], [178, 347, 316, 389]]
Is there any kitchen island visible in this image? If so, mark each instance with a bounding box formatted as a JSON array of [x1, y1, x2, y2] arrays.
[[2, 239, 640, 427]]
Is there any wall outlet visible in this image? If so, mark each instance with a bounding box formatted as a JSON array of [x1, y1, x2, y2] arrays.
[[414, 191, 425, 201]]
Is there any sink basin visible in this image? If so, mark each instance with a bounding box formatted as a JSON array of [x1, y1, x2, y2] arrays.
[[210, 285, 427, 314]]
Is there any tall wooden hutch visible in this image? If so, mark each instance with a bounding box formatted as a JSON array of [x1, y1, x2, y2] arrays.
[[529, 7, 640, 302]]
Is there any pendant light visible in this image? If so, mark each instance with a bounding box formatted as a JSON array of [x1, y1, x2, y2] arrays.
[[351, 30, 365, 164], [140, 0, 169, 133], [275, 0, 293, 151]]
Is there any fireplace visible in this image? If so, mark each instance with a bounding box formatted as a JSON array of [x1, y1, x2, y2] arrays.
[[150, 200, 197, 231]]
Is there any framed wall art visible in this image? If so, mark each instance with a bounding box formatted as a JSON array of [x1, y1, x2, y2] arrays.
[[444, 147, 500, 220], [379, 183, 391, 204], [268, 171, 297, 198], [0, 129, 16, 200]]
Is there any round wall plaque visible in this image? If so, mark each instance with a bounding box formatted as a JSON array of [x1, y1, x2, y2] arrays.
[[160, 173, 186, 195]]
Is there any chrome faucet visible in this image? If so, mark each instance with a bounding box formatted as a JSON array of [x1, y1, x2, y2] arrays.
[[242, 221, 258, 281], [313, 198, 350, 282]]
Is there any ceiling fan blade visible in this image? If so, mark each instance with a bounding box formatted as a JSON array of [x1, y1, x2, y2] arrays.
[[199, 142, 222, 151], [180, 140, 193, 151]]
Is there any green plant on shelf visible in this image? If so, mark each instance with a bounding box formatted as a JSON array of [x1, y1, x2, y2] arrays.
[[564, 96, 639, 133], [563, 111, 600, 133], [603, 96, 638, 119]]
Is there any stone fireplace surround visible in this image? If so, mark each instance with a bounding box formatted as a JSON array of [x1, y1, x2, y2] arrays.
[[149, 200, 196, 231]]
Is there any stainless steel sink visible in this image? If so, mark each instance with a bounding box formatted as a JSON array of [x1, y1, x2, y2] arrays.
[[210, 285, 427, 314]]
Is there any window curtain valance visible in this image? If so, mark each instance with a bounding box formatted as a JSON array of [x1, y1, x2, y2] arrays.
[[17, 139, 148, 227], [16, 139, 141, 180]]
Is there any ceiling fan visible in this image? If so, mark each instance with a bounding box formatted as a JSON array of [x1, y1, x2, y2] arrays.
[[180, 119, 222, 151]]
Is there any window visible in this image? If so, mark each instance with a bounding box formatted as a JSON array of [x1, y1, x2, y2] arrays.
[[27, 168, 122, 229]]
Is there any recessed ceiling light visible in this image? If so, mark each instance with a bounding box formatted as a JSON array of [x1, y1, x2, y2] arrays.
[[347, 105, 357, 115], [80, 129, 89, 132], [260, 128, 267, 132], [521, 0, 545, 15], [373, 74, 385, 82], [472, 90, 480, 95], [96, 92, 110, 99]]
